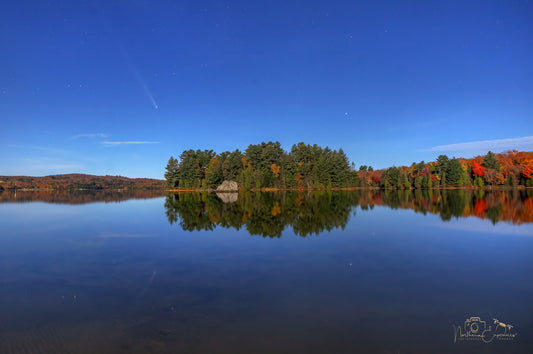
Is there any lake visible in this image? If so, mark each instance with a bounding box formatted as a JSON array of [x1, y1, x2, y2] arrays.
[[1, 189, 532, 353]]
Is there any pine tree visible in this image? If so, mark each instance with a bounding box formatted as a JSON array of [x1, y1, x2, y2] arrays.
[[482, 151, 500, 170], [164, 156, 179, 188], [446, 158, 464, 187]]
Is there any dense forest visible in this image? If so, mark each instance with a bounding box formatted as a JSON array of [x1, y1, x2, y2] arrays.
[[165, 142, 357, 190], [0, 174, 165, 191], [165, 142, 533, 190], [164, 190, 533, 237]]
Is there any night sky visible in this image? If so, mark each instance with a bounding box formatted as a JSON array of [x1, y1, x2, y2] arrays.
[[2, 0, 532, 178]]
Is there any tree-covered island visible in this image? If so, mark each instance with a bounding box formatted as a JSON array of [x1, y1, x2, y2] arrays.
[[165, 142, 533, 190]]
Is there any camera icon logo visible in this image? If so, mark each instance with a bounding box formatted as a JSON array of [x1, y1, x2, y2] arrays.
[[453, 316, 517, 343]]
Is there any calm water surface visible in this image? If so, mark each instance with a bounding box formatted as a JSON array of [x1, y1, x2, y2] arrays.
[[1, 190, 532, 353]]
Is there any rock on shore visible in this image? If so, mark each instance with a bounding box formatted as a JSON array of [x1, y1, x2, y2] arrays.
[[216, 180, 238, 192]]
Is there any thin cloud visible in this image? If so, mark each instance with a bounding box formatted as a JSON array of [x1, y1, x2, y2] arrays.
[[69, 133, 108, 140], [5, 144, 68, 154], [430, 136, 533, 153], [101, 141, 160, 146], [2, 158, 85, 175]]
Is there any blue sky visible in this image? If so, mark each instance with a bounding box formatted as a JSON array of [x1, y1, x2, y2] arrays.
[[2, 0, 532, 179]]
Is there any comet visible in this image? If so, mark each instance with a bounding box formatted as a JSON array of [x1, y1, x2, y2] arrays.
[[141, 81, 159, 109], [98, 13, 159, 110], [132, 68, 159, 110]]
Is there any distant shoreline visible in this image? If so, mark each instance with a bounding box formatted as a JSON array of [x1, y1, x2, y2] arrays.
[[0, 173, 165, 191]]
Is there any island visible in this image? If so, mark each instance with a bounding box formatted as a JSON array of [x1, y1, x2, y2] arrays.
[[164, 142, 533, 191]]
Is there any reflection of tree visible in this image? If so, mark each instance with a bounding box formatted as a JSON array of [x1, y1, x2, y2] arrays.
[[165, 190, 533, 236], [438, 190, 467, 221], [376, 189, 532, 225], [0, 190, 165, 204], [164, 191, 360, 237], [165, 193, 216, 231], [291, 191, 359, 236]]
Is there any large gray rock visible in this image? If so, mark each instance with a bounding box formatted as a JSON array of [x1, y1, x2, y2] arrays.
[[216, 180, 239, 192]]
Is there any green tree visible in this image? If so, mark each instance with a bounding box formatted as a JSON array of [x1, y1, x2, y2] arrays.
[[205, 157, 223, 188], [446, 158, 464, 187], [385, 167, 399, 188], [436, 155, 450, 186], [482, 151, 500, 170], [164, 156, 179, 188], [422, 175, 433, 188], [414, 175, 423, 189], [221, 150, 243, 181], [399, 170, 411, 189]]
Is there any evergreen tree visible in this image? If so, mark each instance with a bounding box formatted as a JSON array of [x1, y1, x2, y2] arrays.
[[164, 156, 179, 188], [482, 151, 500, 170], [205, 157, 223, 188], [436, 155, 450, 186], [386, 167, 399, 188], [414, 176, 423, 189], [446, 158, 464, 187], [221, 150, 243, 181]]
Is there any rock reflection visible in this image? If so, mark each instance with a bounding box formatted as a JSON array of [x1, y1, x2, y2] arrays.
[[215, 192, 238, 203], [165, 190, 533, 237]]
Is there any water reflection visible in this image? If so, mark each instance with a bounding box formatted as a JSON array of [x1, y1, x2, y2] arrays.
[[0, 189, 166, 204], [165, 191, 359, 237], [2, 189, 533, 353], [165, 190, 533, 236]]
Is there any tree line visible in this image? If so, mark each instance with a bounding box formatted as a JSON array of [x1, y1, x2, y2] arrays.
[[165, 143, 533, 190], [366, 150, 533, 188], [0, 174, 165, 191]]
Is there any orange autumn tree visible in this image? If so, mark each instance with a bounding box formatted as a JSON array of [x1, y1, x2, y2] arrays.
[[271, 163, 281, 177]]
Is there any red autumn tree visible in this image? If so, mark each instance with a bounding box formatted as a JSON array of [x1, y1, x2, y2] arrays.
[[472, 162, 485, 177]]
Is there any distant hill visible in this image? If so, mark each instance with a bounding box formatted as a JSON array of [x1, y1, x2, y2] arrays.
[[0, 174, 165, 190]]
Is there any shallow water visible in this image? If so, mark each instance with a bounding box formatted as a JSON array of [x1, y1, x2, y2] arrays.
[[1, 190, 532, 353]]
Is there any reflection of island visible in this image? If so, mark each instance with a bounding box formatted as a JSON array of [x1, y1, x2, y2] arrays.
[[0, 190, 166, 205], [165, 191, 359, 237], [165, 190, 533, 237]]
